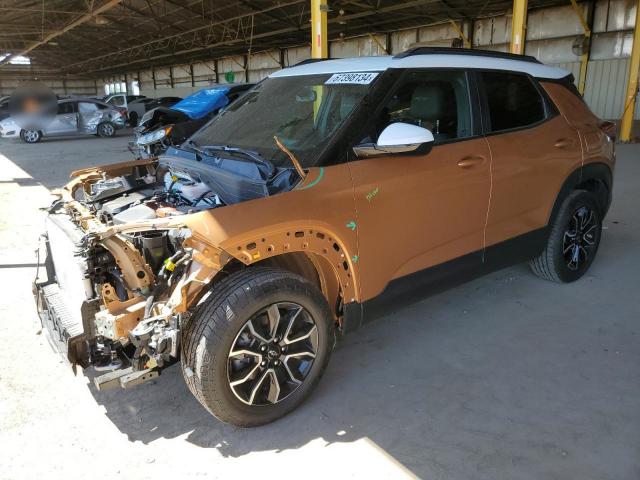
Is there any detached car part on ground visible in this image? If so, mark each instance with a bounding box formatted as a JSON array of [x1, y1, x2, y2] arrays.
[[0, 98, 125, 142], [130, 84, 252, 158], [34, 49, 615, 427]]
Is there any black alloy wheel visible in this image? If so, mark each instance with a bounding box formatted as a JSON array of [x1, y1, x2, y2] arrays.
[[562, 205, 598, 271], [181, 267, 334, 427], [530, 190, 603, 282], [227, 302, 318, 406]]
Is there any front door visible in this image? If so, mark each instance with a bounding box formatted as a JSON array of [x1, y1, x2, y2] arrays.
[[348, 69, 492, 302]]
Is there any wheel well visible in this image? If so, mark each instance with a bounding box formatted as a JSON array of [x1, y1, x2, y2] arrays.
[[256, 252, 321, 288], [575, 177, 610, 215], [550, 164, 612, 225], [217, 252, 343, 324]]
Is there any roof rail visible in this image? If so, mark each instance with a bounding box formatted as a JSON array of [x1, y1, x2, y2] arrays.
[[289, 58, 327, 68], [393, 47, 541, 64]]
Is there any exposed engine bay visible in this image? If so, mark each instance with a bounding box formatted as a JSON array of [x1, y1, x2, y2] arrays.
[[88, 152, 296, 225], [34, 153, 299, 389]]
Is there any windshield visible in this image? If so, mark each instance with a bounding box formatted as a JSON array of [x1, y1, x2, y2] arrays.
[[189, 73, 376, 168]]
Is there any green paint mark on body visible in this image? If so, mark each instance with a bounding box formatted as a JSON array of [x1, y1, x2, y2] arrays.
[[366, 186, 379, 202], [297, 167, 324, 190], [346, 220, 357, 231], [352, 255, 359, 263]]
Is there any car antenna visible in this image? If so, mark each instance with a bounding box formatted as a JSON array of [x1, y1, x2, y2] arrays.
[[274, 136, 306, 181]]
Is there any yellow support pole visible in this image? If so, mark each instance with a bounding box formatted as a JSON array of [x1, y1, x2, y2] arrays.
[[510, 0, 528, 55], [570, 0, 591, 95], [620, 0, 640, 142], [449, 20, 471, 48], [367, 33, 388, 54], [311, 0, 328, 59]]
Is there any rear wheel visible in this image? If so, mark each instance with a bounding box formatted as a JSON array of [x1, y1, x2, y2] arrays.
[[128, 111, 138, 127], [181, 267, 334, 427], [97, 122, 116, 137], [20, 129, 41, 143], [530, 190, 602, 282]]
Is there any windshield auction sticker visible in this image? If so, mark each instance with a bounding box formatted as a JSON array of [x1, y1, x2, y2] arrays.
[[325, 72, 378, 85]]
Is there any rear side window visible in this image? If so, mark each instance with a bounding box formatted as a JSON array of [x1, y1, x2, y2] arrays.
[[78, 102, 99, 113], [481, 72, 545, 132], [57, 102, 75, 114]]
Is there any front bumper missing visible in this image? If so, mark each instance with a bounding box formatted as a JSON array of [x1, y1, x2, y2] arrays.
[[33, 269, 162, 388], [33, 272, 93, 369], [32, 214, 98, 369]]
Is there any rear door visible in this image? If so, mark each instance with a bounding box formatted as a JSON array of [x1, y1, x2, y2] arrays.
[[77, 101, 104, 134], [45, 101, 78, 135], [479, 71, 582, 256], [348, 69, 492, 301]]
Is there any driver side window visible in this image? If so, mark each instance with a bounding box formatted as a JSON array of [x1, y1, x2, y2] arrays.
[[376, 70, 472, 144]]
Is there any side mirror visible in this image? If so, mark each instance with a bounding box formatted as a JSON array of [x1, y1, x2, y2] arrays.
[[352, 122, 434, 158]]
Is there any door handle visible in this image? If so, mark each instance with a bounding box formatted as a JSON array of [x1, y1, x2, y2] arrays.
[[457, 156, 485, 168], [554, 138, 573, 148]]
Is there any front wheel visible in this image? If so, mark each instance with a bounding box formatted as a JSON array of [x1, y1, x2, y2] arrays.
[[181, 267, 335, 427], [20, 129, 41, 143], [97, 122, 116, 137], [530, 190, 602, 282]]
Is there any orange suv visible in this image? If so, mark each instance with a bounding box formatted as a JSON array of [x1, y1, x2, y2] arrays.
[[34, 48, 615, 426]]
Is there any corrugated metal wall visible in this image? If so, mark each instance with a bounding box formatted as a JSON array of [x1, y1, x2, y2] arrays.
[[108, 0, 638, 120], [584, 58, 640, 118], [0, 76, 97, 97]]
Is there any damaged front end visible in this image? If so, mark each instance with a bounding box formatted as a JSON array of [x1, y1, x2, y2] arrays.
[[33, 158, 233, 389]]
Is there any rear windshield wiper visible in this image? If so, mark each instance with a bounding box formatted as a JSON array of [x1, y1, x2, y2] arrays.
[[185, 140, 275, 178]]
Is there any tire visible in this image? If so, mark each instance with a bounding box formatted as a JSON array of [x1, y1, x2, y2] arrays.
[[97, 122, 116, 137], [181, 267, 335, 427], [20, 129, 41, 143], [128, 111, 138, 127], [530, 190, 602, 283]]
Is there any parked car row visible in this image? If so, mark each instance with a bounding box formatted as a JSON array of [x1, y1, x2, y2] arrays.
[[0, 86, 252, 146], [100, 93, 182, 126], [0, 97, 126, 142], [130, 84, 252, 157]]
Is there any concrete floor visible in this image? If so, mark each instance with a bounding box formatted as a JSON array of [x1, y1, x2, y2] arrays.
[[0, 132, 638, 480]]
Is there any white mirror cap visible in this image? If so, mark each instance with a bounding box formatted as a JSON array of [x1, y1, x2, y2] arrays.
[[377, 122, 434, 147]]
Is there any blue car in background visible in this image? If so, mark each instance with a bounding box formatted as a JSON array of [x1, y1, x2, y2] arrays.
[[131, 83, 253, 157]]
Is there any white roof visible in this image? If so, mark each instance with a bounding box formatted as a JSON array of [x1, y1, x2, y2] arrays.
[[270, 54, 568, 80]]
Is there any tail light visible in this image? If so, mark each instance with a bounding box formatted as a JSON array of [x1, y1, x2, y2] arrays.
[[115, 107, 127, 118], [599, 120, 617, 141]]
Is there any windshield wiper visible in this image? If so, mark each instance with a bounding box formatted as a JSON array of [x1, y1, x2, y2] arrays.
[[274, 136, 306, 182], [182, 139, 208, 157], [184, 140, 275, 178]]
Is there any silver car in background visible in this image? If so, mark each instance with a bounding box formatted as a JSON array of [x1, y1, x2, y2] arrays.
[[0, 98, 125, 143]]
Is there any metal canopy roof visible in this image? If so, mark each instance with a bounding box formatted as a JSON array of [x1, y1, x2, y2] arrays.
[[0, 0, 569, 76]]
